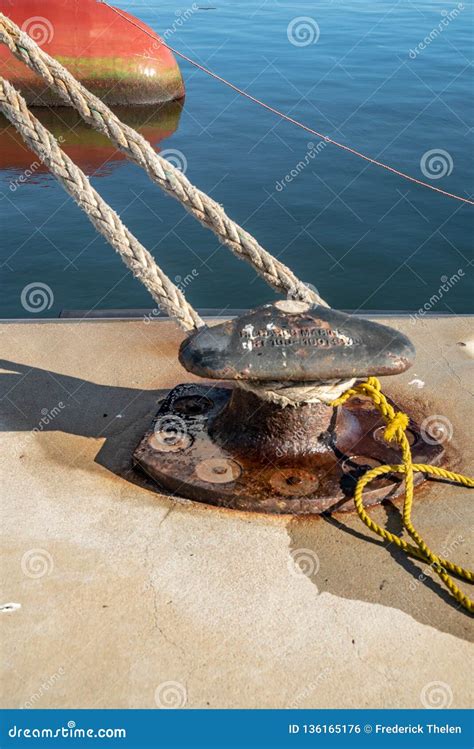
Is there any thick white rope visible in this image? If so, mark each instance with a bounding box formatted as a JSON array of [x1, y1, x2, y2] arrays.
[[0, 77, 203, 332], [0, 12, 328, 308], [237, 378, 356, 407], [0, 16, 352, 401]]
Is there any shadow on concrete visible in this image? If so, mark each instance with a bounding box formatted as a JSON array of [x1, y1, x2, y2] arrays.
[[287, 505, 473, 641], [0, 358, 166, 493], [2, 358, 471, 639]]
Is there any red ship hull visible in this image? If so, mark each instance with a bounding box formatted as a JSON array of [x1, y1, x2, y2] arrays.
[[0, 0, 185, 105]]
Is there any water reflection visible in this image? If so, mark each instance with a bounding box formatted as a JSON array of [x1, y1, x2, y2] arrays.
[[0, 100, 183, 184]]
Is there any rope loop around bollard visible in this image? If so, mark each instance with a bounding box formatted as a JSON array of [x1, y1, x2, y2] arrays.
[[0, 11, 472, 613]]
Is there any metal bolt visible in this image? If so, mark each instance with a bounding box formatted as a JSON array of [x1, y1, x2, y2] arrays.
[[195, 458, 241, 484], [150, 431, 192, 453], [269, 469, 319, 497], [342, 456, 382, 472]]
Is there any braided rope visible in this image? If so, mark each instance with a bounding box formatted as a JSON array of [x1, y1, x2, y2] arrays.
[[237, 377, 356, 406], [2, 13, 471, 613], [0, 12, 327, 308], [0, 77, 203, 331], [332, 378, 474, 613]]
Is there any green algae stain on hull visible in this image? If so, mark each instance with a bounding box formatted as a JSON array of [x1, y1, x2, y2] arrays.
[[0, 0, 185, 105], [11, 57, 185, 106]]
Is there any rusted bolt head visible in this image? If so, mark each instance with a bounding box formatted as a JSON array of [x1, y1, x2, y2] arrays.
[[195, 458, 242, 484], [179, 303, 415, 382], [269, 468, 319, 497]]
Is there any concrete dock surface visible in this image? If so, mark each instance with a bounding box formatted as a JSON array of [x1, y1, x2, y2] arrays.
[[0, 315, 472, 709]]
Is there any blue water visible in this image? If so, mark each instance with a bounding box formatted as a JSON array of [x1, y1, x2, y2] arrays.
[[1, 0, 473, 316]]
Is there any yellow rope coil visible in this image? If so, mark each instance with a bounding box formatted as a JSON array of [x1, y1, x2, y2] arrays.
[[331, 377, 474, 614]]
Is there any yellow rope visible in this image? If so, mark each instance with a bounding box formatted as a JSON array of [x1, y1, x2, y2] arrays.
[[331, 377, 474, 613]]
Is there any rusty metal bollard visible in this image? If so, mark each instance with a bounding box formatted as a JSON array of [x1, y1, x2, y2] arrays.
[[134, 302, 443, 513]]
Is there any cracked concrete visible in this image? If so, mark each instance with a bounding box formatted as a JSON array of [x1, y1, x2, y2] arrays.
[[0, 316, 472, 709]]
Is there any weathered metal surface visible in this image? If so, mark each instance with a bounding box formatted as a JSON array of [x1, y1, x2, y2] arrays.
[[0, 0, 185, 105], [133, 383, 444, 514], [2, 317, 473, 710], [209, 388, 352, 461], [179, 301, 415, 382]]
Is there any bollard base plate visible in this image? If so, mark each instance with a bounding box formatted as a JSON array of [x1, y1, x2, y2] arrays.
[[133, 384, 444, 515]]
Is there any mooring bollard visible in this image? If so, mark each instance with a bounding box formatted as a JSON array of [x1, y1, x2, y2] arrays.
[[134, 302, 444, 514]]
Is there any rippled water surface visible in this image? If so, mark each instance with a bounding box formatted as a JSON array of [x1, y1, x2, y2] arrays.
[[1, 0, 473, 316]]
